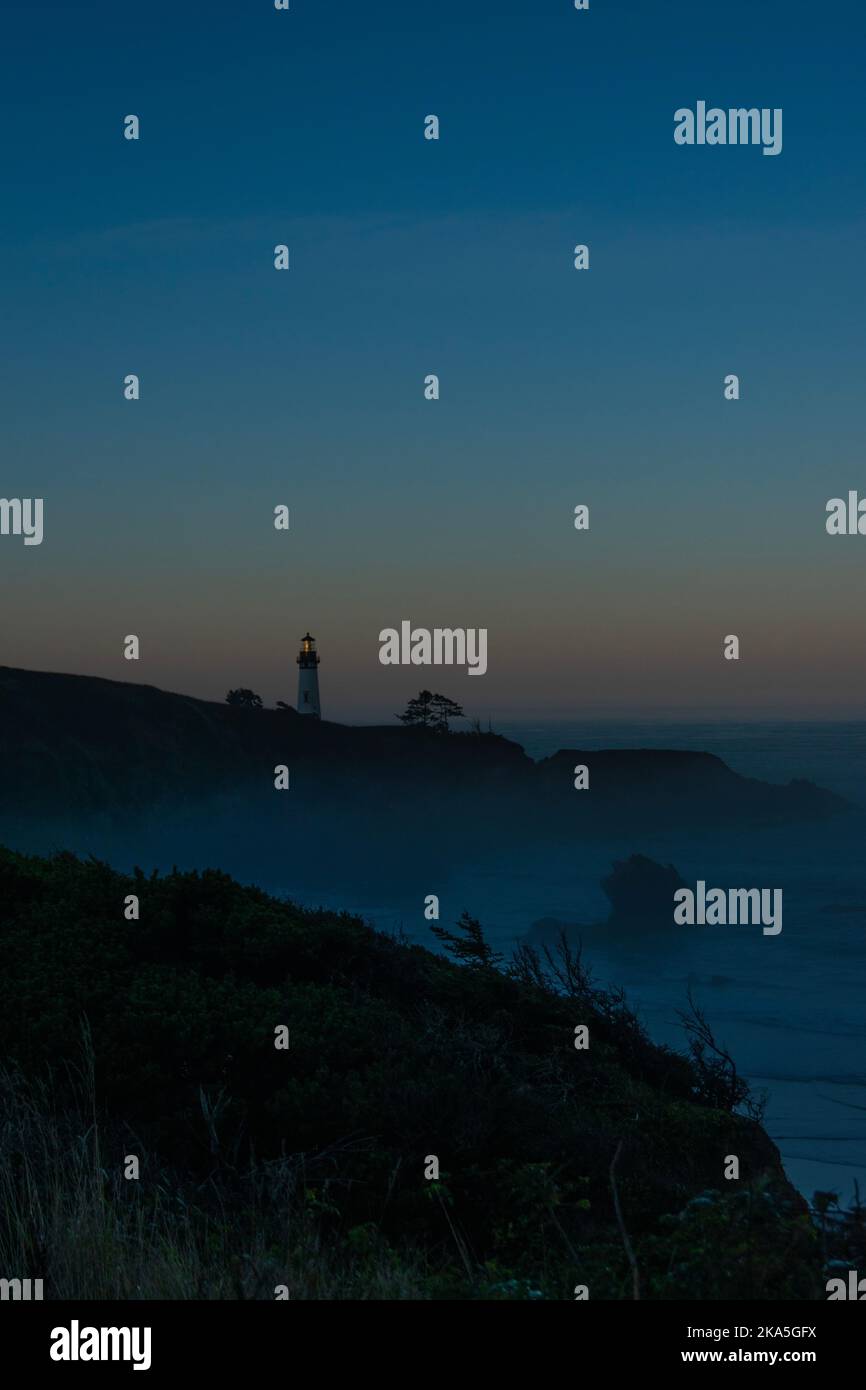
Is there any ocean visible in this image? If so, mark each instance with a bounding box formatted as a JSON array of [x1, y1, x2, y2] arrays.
[[342, 719, 866, 1208], [18, 715, 866, 1208], [496, 718, 866, 807]]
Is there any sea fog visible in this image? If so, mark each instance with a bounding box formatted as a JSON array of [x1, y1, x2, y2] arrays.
[[295, 720, 866, 1207], [9, 718, 865, 1207]]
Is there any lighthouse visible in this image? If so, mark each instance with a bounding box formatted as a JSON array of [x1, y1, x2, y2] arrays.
[[296, 632, 321, 718]]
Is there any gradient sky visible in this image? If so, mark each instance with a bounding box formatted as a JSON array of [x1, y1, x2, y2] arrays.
[[2, 0, 866, 721]]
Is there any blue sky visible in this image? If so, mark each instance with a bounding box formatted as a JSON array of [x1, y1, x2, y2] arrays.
[[2, 1, 866, 720]]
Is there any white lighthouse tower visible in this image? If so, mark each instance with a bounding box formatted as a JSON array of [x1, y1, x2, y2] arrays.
[[296, 632, 321, 718]]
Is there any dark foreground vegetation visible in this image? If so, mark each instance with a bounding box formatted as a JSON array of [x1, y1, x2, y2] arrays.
[[0, 846, 858, 1300]]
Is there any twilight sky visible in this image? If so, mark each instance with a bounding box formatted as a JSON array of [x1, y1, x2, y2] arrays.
[[2, 0, 866, 722]]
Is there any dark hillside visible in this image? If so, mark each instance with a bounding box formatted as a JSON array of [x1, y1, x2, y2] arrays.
[[0, 844, 822, 1300], [0, 667, 848, 840]]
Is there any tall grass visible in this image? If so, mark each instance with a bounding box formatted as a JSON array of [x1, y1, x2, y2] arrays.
[[0, 1053, 430, 1300]]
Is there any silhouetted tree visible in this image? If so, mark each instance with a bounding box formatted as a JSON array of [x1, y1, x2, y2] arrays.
[[430, 911, 502, 970], [397, 690, 464, 732], [397, 690, 435, 728], [225, 689, 263, 709], [429, 693, 464, 732], [677, 988, 759, 1116], [275, 701, 292, 713]]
